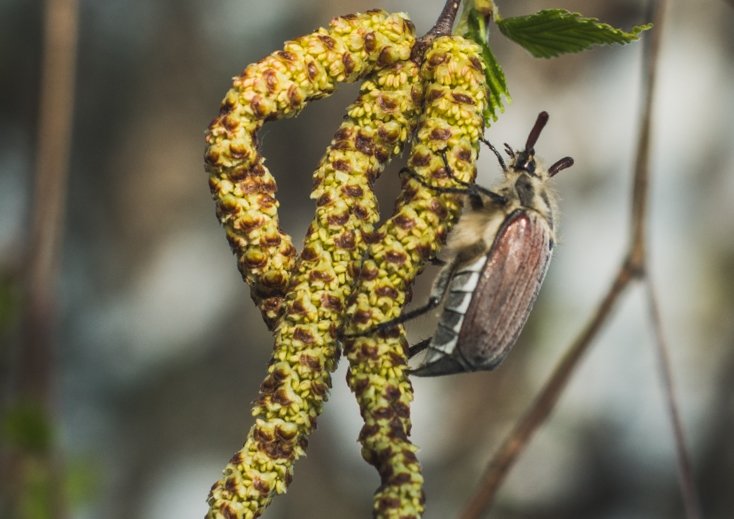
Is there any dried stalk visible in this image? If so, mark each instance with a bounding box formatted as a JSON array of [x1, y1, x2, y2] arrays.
[[458, 267, 633, 519], [646, 282, 702, 519], [459, 0, 700, 517], [5, 0, 80, 517], [22, 0, 78, 407]]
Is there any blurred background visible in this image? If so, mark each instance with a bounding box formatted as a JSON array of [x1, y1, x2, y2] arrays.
[[1, 0, 733, 517]]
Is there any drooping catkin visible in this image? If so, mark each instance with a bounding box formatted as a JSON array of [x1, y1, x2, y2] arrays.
[[342, 35, 488, 518], [205, 38, 425, 519], [205, 10, 416, 327]]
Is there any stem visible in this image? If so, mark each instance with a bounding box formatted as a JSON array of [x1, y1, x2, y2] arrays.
[[645, 282, 702, 519], [427, 0, 462, 37], [459, 0, 700, 516], [22, 0, 78, 410], [627, 0, 664, 272], [5, 0, 79, 516], [458, 266, 633, 519]]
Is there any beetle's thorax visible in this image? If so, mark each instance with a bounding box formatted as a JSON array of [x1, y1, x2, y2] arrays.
[[440, 161, 557, 266], [442, 206, 505, 263]]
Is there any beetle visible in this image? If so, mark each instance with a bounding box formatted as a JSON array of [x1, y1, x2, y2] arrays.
[[352, 111, 574, 376]]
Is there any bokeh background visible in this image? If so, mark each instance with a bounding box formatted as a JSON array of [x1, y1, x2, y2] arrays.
[[2, 0, 733, 517]]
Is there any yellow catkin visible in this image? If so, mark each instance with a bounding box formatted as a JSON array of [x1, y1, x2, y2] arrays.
[[342, 36, 488, 518], [206, 47, 425, 519], [205, 10, 416, 327]]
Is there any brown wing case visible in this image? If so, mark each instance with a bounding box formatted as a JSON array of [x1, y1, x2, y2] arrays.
[[455, 209, 553, 370]]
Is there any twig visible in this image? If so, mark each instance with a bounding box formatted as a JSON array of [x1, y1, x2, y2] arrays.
[[646, 282, 702, 519], [458, 266, 634, 519], [428, 0, 462, 37], [21, 0, 78, 408], [627, 0, 663, 273], [459, 0, 700, 516], [412, 0, 463, 61], [636, 1, 700, 516], [7, 0, 79, 516]]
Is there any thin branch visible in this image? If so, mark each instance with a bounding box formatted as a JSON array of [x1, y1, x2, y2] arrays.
[[458, 265, 633, 519], [628, 0, 665, 272], [459, 0, 701, 516], [631, 1, 701, 516], [412, 0, 463, 62], [6, 0, 79, 517], [646, 282, 702, 519], [637, 2, 700, 516], [427, 0, 462, 37], [21, 0, 79, 407]]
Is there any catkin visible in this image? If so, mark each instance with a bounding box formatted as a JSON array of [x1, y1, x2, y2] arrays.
[[342, 35, 488, 518], [205, 10, 416, 327], [206, 42, 425, 519]]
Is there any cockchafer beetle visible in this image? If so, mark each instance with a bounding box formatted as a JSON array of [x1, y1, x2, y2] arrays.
[[346, 112, 574, 376]]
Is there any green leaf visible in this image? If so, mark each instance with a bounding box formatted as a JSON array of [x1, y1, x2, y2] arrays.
[[497, 9, 652, 59], [462, 9, 510, 123]]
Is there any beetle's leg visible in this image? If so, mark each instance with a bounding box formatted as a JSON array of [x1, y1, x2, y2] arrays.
[[437, 149, 475, 187], [437, 151, 509, 206], [407, 338, 430, 358], [341, 259, 458, 338], [399, 164, 507, 207], [479, 137, 507, 172], [398, 167, 471, 196]]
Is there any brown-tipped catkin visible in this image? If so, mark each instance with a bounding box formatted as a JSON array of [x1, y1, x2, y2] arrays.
[[343, 35, 488, 518], [205, 29, 424, 519], [205, 10, 416, 327]]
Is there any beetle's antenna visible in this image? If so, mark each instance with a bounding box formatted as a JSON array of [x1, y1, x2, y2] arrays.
[[437, 150, 508, 205], [480, 137, 507, 172], [548, 156, 574, 177], [525, 111, 549, 152], [504, 143, 515, 159]]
